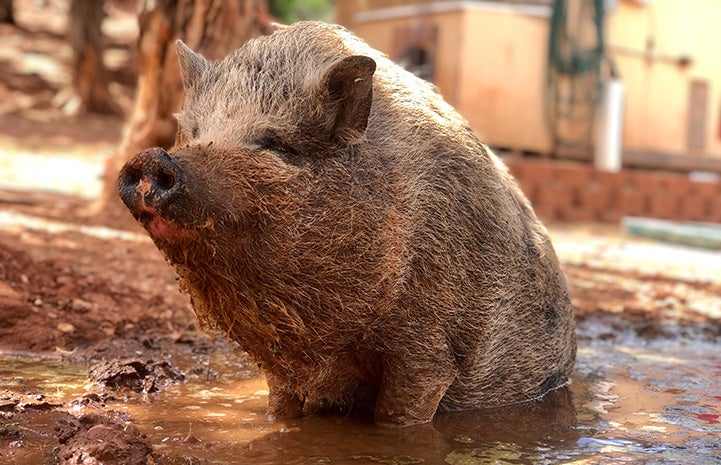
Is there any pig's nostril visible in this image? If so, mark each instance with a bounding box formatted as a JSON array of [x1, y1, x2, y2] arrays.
[[124, 167, 142, 187], [156, 168, 176, 192]]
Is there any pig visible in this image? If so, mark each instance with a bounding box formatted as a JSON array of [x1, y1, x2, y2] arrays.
[[118, 21, 576, 427]]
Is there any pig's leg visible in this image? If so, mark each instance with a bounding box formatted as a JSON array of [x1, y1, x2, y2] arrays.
[[266, 376, 304, 420], [374, 354, 455, 427]]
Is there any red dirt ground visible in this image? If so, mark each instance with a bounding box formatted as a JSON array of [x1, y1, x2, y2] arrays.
[[0, 197, 195, 354]]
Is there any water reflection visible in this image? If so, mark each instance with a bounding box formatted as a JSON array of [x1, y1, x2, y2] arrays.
[[138, 339, 721, 465], [2, 337, 721, 465], [190, 386, 577, 465]]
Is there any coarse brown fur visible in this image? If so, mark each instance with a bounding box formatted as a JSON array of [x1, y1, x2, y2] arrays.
[[118, 21, 576, 426]]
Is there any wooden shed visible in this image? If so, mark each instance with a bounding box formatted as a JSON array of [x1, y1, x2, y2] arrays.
[[337, 0, 721, 173]]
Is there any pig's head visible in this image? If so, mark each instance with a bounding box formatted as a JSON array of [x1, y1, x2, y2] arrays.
[[118, 23, 377, 262]]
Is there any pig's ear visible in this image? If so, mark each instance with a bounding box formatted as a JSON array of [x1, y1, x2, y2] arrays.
[[175, 40, 208, 89], [323, 55, 376, 145], [268, 22, 288, 33]]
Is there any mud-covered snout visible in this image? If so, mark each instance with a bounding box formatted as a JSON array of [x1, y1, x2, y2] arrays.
[[118, 147, 186, 220]]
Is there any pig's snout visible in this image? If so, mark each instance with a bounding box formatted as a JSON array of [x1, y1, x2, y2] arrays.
[[118, 147, 184, 219]]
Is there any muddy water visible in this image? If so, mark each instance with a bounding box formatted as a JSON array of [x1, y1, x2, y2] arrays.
[[2, 336, 720, 465]]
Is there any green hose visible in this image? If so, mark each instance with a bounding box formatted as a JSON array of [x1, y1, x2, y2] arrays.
[[547, 0, 606, 149]]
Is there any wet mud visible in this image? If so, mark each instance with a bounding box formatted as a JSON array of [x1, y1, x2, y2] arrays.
[[2, 335, 720, 464]]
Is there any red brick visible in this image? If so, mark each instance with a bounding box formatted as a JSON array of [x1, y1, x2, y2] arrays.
[[597, 209, 625, 224], [679, 197, 710, 222], [617, 190, 647, 217], [630, 171, 662, 193], [689, 180, 720, 200], [553, 163, 593, 187], [523, 160, 555, 184], [624, 170, 649, 189], [557, 206, 597, 223], [577, 184, 613, 212], [707, 198, 721, 223], [534, 183, 574, 212], [594, 170, 626, 193], [648, 193, 681, 219], [658, 173, 690, 197], [568, 186, 584, 208]]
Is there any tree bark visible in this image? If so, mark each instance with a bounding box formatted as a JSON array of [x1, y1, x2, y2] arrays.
[[66, 0, 122, 115], [92, 0, 272, 226], [0, 0, 14, 24]]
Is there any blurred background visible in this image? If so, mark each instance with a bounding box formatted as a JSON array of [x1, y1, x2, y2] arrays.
[[337, 0, 721, 227], [1, 0, 719, 228]]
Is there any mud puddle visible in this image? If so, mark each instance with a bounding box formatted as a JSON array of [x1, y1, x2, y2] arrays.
[[2, 332, 719, 465]]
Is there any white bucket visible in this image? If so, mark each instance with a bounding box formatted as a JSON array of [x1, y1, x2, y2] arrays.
[[594, 78, 625, 172]]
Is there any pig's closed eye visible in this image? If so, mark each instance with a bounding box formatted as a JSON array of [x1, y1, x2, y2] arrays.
[[260, 142, 285, 153], [256, 136, 295, 156]]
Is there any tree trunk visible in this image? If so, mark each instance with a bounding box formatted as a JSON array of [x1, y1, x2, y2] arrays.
[[0, 0, 14, 24], [66, 0, 122, 115], [92, 0, 272, 226]]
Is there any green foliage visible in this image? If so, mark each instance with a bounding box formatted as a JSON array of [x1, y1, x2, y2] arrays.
[[268, 0, 333, 23]]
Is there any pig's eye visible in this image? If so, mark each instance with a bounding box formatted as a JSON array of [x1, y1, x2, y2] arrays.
[[255, 134, 295, 157], [191, 126, 200, 139]]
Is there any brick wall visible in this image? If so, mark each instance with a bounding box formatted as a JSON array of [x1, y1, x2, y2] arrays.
[[502, 157, 721, 224]]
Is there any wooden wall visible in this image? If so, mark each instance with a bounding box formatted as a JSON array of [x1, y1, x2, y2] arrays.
[[341, 0, 721, 171]]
